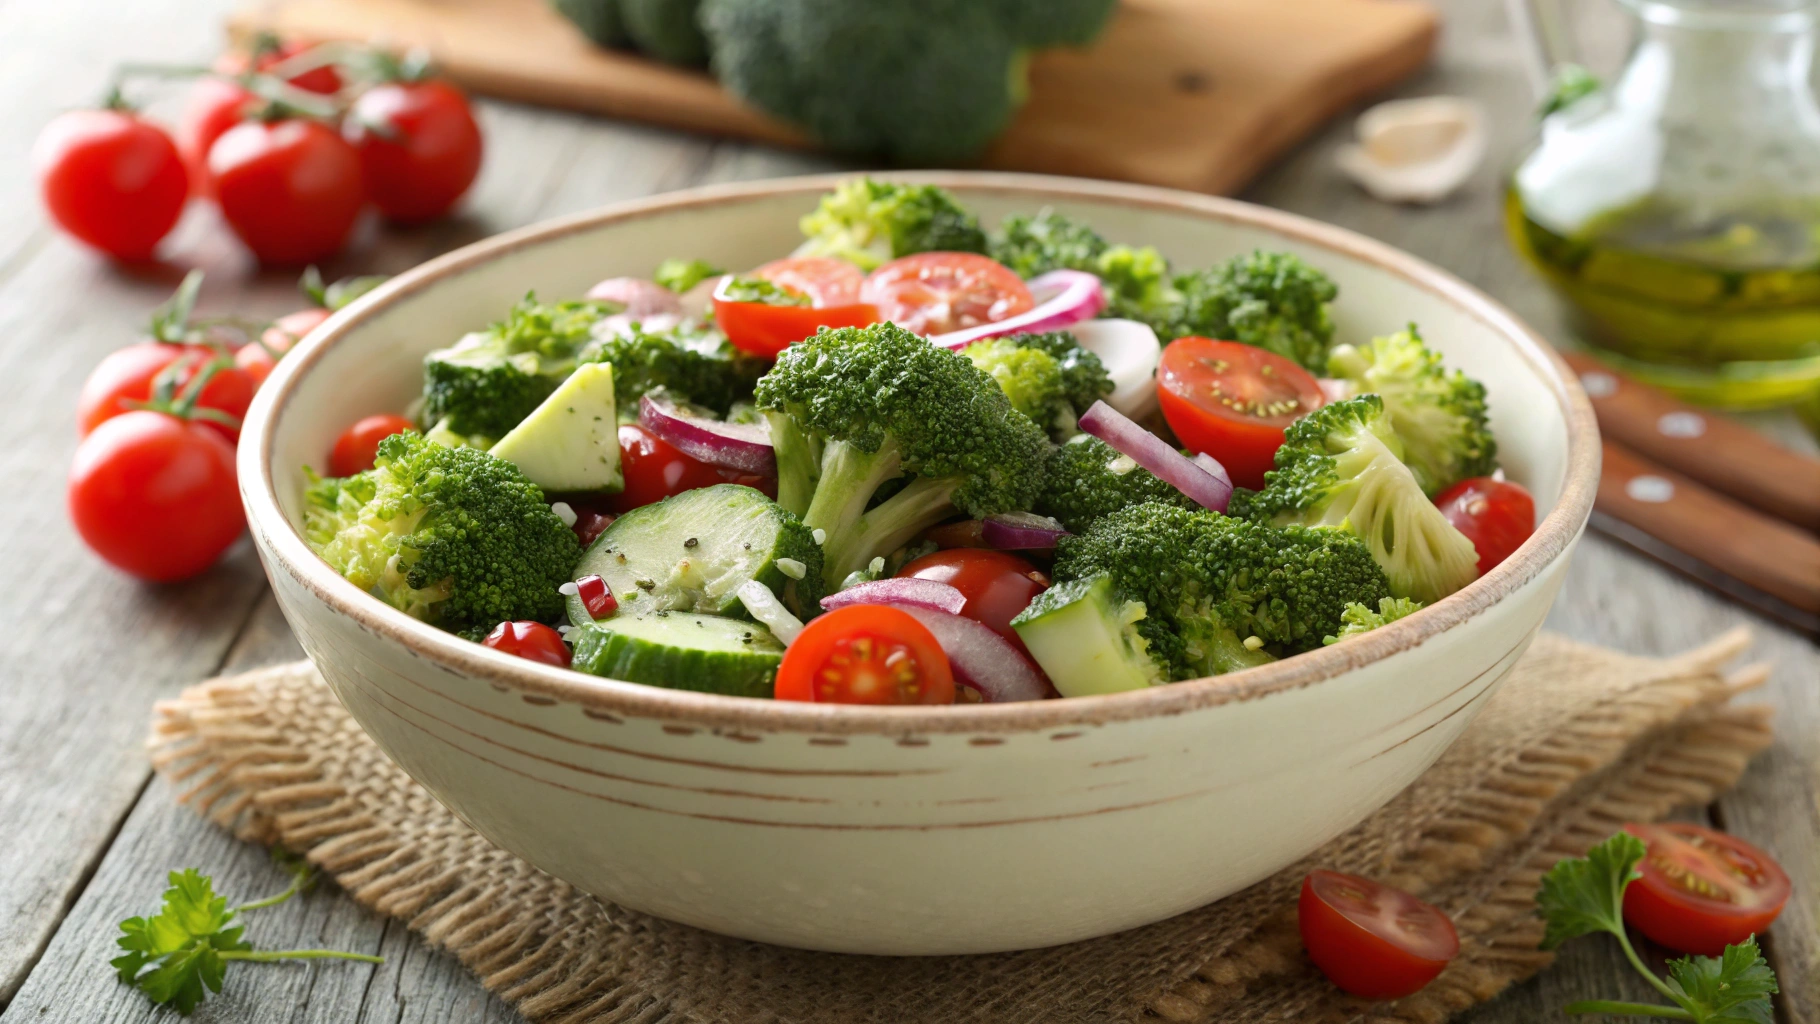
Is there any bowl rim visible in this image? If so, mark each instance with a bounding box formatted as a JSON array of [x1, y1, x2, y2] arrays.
[[240, 170, 1599, 736]]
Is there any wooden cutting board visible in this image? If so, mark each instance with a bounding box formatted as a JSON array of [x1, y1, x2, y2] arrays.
[[228, 0, 1439, 195]]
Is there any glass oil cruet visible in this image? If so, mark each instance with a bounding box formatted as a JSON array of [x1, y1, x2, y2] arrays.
[[1504, 0, 1820, 408]]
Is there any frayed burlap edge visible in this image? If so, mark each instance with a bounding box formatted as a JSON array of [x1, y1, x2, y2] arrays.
[[146, 630, 1775, 1024]]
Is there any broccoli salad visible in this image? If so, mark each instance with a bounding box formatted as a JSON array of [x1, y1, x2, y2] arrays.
[[302, 178, 1537, 705]]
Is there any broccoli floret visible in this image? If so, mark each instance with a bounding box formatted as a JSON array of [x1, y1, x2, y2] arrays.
[[421, 295, 611, 439], [755, 322, 1050, 581], [1238, 395, 1479, 604], [1121, 251, 1339, 371], [1050, 501, 1392, 679], [986, 209, 1172, 316], [580, 320, 763, 416], [1326, 325, 1497, 495], [1034, 434, 1195, 531], [794, 179, 987, 270], [653, 257, 723, 293], [620, 0, 708, 65], [303, 433, 581, 637], [963, 331, 1111, 439], [1324, 596, 1425, 644], [700, 1, 1113, 164]]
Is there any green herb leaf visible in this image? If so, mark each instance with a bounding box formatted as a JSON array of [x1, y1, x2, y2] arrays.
[[1666, 938, 1778, 1024], [719, 275, 811, 307], [1537, 831, 1645, 949], [111, 869, 250, 1013], [654, 257, 724, 293], [1541, 64, 1601, 118]]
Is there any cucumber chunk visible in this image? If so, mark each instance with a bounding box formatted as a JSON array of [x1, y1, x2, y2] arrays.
[[489, 361, 623, 494], [570, 613, 783, 697], [571, 483, 823, 621], [1011, 574, 1164, 697]]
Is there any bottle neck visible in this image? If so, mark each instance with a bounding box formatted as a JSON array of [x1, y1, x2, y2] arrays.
[[1617, 3, 1820, 125]]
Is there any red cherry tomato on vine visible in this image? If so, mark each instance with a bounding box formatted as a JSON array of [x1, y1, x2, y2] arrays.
[[1158, 337, 1325, 491], [480, 621, 571, 668], [712, 262, 879, 359], [328, 413, 417, 477], [178, 77, 257, 194], [345, 80, 483, 225], [68, 410, 244, 582], [861, 252, 1033, 336], [209, 119, 364, 265], [76, 344, 254, 443], [237, 307, 332, 388], [33, 109, 188, 261], [1621, 822, 1790, 956], [1298, 870, 1459, 1000], [1435, 476, 1535, 576], [896, 548, 1048, 653], [775, 605, 956, 705], [610, 424, 773, 510], [216, 40, 343, 95]]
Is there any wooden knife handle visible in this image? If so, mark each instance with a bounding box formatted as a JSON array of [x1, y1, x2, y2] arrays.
[[1563, 352, 1820, 533], [1598, 440, 1820, 614]]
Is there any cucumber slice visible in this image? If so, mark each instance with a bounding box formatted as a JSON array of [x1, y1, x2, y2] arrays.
[[571, 483, 823, 622], [570, 613, 783, 697], [489, 361, 623, 495], [1011, 574, 1165, 697]]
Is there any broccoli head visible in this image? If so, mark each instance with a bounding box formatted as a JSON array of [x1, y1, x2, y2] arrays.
[[986, 208, 1173, 316], [795, 179, 987, 269], [1034, 434, 1196, 532], [1238, 395, 1479, 604], [580, 320, 763, 417], [421, 295, 610, 440], [1120, 251, 1339, 372], [700, 0, 1112, 164], [1324, 596, 1425, 645], [754, 321, 1050, 580], [1326, 325, 1497, 496], [303, 432, 581, 638], [962, 331, 1112, 439]]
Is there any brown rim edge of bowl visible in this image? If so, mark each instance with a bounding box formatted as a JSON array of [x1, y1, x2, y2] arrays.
[[239, 171, 1600, 737]]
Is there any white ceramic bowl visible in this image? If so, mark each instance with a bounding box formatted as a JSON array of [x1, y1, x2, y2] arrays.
[[240, 173, 1597, 956]]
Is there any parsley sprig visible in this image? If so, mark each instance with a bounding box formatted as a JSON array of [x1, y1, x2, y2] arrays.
[[112, 855, 383, 1014], [1538, 833, 1779, 1023]]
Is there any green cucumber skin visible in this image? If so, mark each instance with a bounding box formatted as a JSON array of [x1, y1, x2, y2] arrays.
[[570, 620, 780, 698]]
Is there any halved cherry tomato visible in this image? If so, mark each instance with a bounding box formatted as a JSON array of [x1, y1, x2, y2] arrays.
[[1436, 476, 1536, 576], [237, 307, 332, 388], [345, 80, 483, 225], [611, 424, 774, 512], [752, 257, 865, 306], [712, 271, 879, 359], [1621, 822, 1791, 955], [1158, 337, 1326, 490], [209, 118, 364, 265], [328, 413, 417, 477], [1299, 870, 1459, 1000], [68, 410, 244, 582], [897, 548, 1048, 654], [33, 109, 188, 262], [861, 252, 1033, 336], [481, 620, 571, 668], [77, 344, 254, 443], [775, 605, 955, 705]]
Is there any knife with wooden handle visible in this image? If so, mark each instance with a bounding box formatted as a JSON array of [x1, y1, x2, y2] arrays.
[[1563, 351, 1820, 532], [1597, 440, 1820, 619]]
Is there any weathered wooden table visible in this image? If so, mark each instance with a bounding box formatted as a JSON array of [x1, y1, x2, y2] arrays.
[[1, 0, 1814, 1020]]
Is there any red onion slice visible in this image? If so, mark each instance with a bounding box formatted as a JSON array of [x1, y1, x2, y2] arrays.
[[981, 511, 1069, 551], [1079, 400, 1233, 513], [930, 269, 1106, 349], [819, 578, 967, 616], [882, 604, 1050, 703], [586, 277, 685, 318], [1192, 452, 1233, 491], [638, 394, 776, 476]]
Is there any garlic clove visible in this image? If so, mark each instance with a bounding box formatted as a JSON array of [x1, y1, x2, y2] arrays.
[[1337, 96, 1488, 205]]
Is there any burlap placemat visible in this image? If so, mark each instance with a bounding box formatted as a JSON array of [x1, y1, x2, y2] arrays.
[[147, 629, 1774, 1024]]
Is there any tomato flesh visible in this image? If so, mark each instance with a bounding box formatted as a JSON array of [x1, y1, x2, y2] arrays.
[[897, 548, 1048, 654], [861, 252, 1033, 336], [713, 264, 878, 359], [68, 410, 244, 582], [1299, 870, 1458, 1000], [329, 414, 417, 477], [1622, 822, 1791, 955], [775, 605, 955, 705], [752, 257, 865, 306], [346, 80, 483, 225], [34, 110, 188, 261], [1435, 476, 1536, 576], [611, 424, 773, 512], [1158, 337, 1326, 491], [481, 620, 571, 668], [209, 119, 364, 265]]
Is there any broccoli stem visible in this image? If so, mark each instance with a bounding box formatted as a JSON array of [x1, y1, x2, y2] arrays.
[[801, 438, 905, 577], [833, 475, 963, 582], [765, 411, 822, 517]]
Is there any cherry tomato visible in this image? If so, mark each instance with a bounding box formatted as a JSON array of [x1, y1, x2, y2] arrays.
[[209, 119, 364, 265], [178, 77, 257, 194], [344, 80, 483, 225], [897, 548, 1048, 653], [216, 40, 344, 95], [752, 257, 865, 306], [861, 252, 1034, 336], [1621, 822, 1791, 955], [33, 109, 188, 261], [237, 307, 332, 388], [68, 410, 244, 582], [712, 278, 878, 359], [611, 424, 773, 512], [328, 414, 417, 477], [775, 605, 956, 705], [1299, 870, 1459, 1000], [1158, 337, 1326, 490], [480, 620, 571, 668], [77, 344, 255, 442], [1435, 476, 1536, 576]]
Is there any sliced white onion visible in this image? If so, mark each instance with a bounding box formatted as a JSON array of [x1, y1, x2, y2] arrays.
[[594, 311, 684, 341], [677, 275, 726, 319], [1064, 318, 1162, 420], [1079, 400, 1232, 513], [819, 578, 966, 616], [929, 270, 1106, 349], [737, 580, 802, 645], [882, 604, 1050, 703], [639, 394, 776, 476], [586, 277, 685, 318], [981, 512, 1069, 551]]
